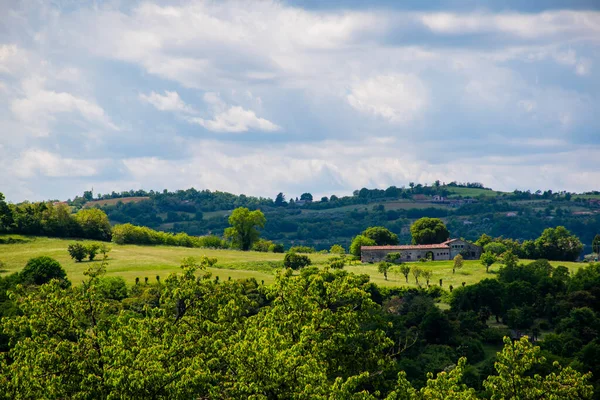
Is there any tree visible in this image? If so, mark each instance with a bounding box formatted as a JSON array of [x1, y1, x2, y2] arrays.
[[68, 242, 88, 262], [274, 192, 286, 206], [75, 208, 112, 241], [349, 235, 376, 257], [378, 262, 391, 280], [283, 252, 311, 270], [480, 251, 497, 273], [320, 196, 328, 202], [330, 244, 345, 255], [453, 254, 464, 274], [362, 226, 399, 245], [483, 336, 593, 399], [0, 192, 14, 232], [410, 217, 450, 245], [593, 234, 600, 255], [20, 256, 69, 287], [484, 242, 507, 256], [412, 266, 422, 285], [224, 207, 266, 251], [86, 243, 100, 261], [534, 226, 583, 261], [300, 193, 313, 202], [385, 252, 402, 264], [399, 264, 411, 283], [422, 269, 433, 287]]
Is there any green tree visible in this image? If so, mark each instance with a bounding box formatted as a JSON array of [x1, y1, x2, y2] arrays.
[[378, 261, 391, 280], [75, 208, 112, 241], [20, 256, 69, 287], [475, 233, 493, 248], [0, 192, 14, 232], [410, 217, 450, 245], [274, 192, 286, 206], [349, 235, 376, 257], [534, 226, 583, 261], [68, 242, 88, 262], [283, 252, 312, 270], [362, 226, 399, 245], [86, 243, 100, 261], [330, 244, 345, 255], [592, 234, 600, 255], [399, 264, 411, 283], [422, 269, 433, 287], [385, 252, 402, 264], [480, 251, 497, 273], [224, 207, 266, 251], [484, 242, 507, 256], [412, 266, 422, 285], [453, 254, 464, 274], [300, 192, 313, 201]]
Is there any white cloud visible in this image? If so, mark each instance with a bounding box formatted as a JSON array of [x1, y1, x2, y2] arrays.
[[188, 106, 280, 133], [420, 11, 600, 39], [15, 149, 99, 179], [347, 74, 428, 123], [10, 77, 117, 136], [139, 90, 196, 114]]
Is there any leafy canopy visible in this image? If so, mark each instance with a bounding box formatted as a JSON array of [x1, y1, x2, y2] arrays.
[[410, 218, 450, 245], [224, 207, 266, 251]]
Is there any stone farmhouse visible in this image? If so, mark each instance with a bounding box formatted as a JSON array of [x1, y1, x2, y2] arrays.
[[361, 239, 482, 263]]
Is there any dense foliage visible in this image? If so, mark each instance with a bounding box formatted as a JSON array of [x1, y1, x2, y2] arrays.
[[0, 258, 595, 399]]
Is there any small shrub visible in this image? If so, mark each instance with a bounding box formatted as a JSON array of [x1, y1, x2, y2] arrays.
[[329, 258, 345, 269], [284, 252, 312, 270], [385, 252, 402, 264], [97, 276, 128, 300], [269, 243, 285, 253], [330, 244, 345, 255], [86, 243, 101, 261], [252, 239, 274, 252], [288, 246, 315, 254], [68, 243, 88, 262]]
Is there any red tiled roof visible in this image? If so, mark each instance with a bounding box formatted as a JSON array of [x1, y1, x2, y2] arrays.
[[362, 244, 450, 250]]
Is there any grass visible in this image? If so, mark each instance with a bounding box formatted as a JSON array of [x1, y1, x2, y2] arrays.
[[0, 236, 330, 285], [443, 186, 506, 198], [0, 235, 586, 288]]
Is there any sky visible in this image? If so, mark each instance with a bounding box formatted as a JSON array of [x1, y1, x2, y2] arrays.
[[1, 0, 599, 202]]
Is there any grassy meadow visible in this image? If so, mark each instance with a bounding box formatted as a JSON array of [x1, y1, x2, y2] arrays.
[[0, 235, 585, 288]]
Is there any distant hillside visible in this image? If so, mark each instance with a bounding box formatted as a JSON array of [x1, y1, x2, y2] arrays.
[[60, 183, 600, 252]]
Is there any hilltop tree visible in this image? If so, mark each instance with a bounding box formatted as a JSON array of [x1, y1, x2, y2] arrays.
[[224, 207, 266, 251], [300, 193, 313, 201], [410, 217, 450, 245], [362, 226, 399, 246], [349, 235, 376, 257], [274, 192, 286, 207]]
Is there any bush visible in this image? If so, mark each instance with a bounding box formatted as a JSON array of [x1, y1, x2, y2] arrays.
[[385, 252, 402, 264], [196, 235, 227, 249], [21, 256, 69, 287], [288, 245, 315, 254], [269, 243, 285, 253], [283, 252, 312, 270], [68, 243, 88, 262], [329, 258, 345, 269], [96, 277, 128, 300], [330, 244, 345, 255], [86, 243, 101, 261], [252, 239, 274, 252]]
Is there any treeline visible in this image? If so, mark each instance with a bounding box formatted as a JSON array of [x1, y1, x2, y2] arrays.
[[476, 226, 584, 262], [112, 223, 227, 248], [0, 256, 595, 398], [0, 194, 111, 241]]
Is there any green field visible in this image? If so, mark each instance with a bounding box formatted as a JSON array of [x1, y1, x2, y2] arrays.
[[443, 186, 506, 198], [0, 236, 585, 288]]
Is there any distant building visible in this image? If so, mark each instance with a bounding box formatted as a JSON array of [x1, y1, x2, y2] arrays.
[[506, 212, 518, 217], [361, 239, 482, 263]]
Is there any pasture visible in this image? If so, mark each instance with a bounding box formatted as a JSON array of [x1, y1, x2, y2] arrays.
[[84, 196, 150, 208], [0, 236, 585, 288]]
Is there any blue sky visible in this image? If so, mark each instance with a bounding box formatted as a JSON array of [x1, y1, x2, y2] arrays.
[[1, 0, 599, 202]]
